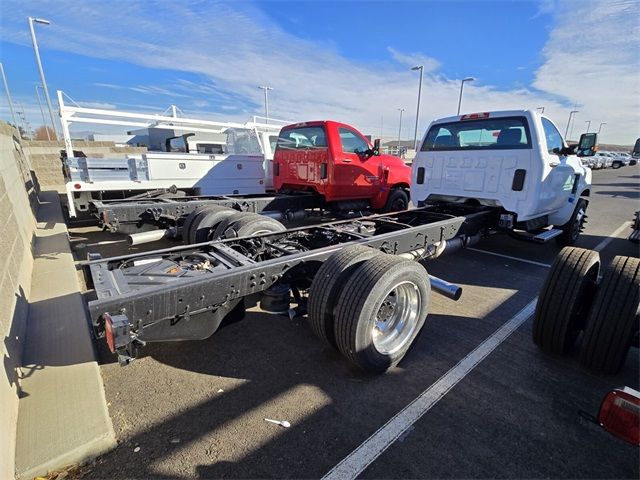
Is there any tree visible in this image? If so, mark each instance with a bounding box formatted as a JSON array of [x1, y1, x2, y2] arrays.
[[34, 125, 57, 141]]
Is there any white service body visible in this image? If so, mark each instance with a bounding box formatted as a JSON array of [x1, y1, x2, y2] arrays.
[[411, 110, 591, 227]]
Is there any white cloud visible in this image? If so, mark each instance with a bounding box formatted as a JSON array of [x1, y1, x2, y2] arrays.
[[1, 0, 638, 144], [533, 0, 640, 143], [387, 47, 440, 73]]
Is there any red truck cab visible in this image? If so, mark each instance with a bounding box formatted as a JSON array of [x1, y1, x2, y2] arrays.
[[273, 120, 411, 212]]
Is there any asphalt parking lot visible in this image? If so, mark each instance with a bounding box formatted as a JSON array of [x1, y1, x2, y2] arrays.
[[70, 167, 639, 479]]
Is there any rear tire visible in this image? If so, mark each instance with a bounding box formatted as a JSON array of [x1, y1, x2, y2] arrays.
[[308, 245, 381, 347], [212, 212, 257, 239], [532, 247, 600, 354], [191, 207, 236, 243], [228, 215, 286, 238], [555, 198, 587, 246], [579, 256, 640, 374], [182, 206, 212, 244], [334, 254, 430, 372], [382, 189, 409, 213]]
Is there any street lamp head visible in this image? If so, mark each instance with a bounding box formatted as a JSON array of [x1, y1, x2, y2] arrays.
[[411, 65, 423, 71], [259, 85, 273, 91], [31, 17, 51, 25], [463, 76, 475, 82]]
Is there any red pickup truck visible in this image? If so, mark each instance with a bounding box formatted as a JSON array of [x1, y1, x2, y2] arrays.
[[274, 120, 411, 212]]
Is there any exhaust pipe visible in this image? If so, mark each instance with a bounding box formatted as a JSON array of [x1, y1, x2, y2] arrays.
[[127, 228, 174, 246], [428, 274, 462, 301]]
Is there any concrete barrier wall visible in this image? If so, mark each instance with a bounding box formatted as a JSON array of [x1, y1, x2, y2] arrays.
[[22, 140, 147, 192], [0, 122, 38, 479]]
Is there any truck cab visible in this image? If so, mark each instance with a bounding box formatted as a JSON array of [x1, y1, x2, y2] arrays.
[[273, 120, 411, 212], [411, 110, 597, 244]]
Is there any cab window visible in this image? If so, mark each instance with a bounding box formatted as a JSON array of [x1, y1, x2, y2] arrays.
[[276, 126, 327, 150], [541, 117, 563, 153], [339, 128, 369, 154]]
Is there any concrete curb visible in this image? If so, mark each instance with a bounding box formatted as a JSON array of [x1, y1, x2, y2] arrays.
[[14, 191, 115, 479]]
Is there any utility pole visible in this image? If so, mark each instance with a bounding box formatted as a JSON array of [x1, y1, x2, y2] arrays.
[[259, 85, 273, 124], [35, 84, 51, 140], [0, 62, 19, 131], [28, 16, 57, 135], [598, 122, 607, 135], [564, 110, 578, 139], [457, 77, 474, 115], [411, 65, 424, 151], [585, 120, 591, 134], [397, 108, 405, 153]]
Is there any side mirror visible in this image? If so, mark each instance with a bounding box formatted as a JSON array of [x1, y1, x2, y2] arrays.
[[373, 138, 381, 156], [576, 132, 598, 157], [598, 387, 640, 446]]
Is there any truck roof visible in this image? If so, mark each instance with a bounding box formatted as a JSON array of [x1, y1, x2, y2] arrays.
[[282, 120, 364, 132], [431, 109, 538, 125]]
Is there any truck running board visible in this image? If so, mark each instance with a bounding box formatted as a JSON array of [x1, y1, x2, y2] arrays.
[[532, 228, 563, 243]]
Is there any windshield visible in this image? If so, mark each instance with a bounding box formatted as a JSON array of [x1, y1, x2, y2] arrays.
[[276, 126, 327, 150], [421, 116, 532, 151], [225, 128, 263, 155]]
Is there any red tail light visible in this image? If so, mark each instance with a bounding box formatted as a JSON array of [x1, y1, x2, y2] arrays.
[[598, 387, 640, 446], [104, 313, 116, 353]]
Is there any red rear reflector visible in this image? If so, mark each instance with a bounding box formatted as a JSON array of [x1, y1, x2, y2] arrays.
[[460, 112, 490, 121], [74, 183, 81, 190], [104, 313, 116, 353], [598, 388, 640, 446]]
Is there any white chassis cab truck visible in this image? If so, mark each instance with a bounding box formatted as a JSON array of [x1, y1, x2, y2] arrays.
[[412, 110, 594, 245]]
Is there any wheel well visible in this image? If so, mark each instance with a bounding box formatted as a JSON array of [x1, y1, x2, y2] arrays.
[[391, 182, 410, 191]]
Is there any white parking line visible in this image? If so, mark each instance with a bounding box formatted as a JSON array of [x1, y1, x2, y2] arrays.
[[593, 221, 630, 252], [467, 248, 551, 268], [322, 298, 538, 480]]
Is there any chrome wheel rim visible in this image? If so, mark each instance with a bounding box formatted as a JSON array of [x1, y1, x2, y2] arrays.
[[372, 281, 421, 355]]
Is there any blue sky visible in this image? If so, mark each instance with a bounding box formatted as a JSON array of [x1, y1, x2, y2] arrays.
[[0, 0, 638, 144]]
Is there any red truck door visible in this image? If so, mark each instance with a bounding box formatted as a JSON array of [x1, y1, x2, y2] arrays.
[[329, 124, 379, 200]]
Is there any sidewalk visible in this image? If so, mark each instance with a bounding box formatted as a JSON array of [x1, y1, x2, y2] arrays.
[[14, 191, 115, 479]]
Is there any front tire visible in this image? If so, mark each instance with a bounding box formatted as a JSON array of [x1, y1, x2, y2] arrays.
[[334, 254, 430, 372], [555, 198, 587, 246], [382, 189, 409, 213]]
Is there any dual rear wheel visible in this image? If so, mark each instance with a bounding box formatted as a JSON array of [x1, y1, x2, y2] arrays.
[[533, 246, 639, 374], [181, 208, 285, 244], [308, 245, 431, 372]]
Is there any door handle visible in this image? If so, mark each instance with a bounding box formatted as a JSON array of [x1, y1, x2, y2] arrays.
[[342, 158, 352, 163], [549, 161, 560, 167]]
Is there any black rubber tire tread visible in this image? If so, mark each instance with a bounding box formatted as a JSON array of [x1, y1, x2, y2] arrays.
[[382, 189, 409, 213], [192, 207, 236, 243], [334, 254, 430, 372], [532, 246, 600, 354], [555, 198, 587, 246], [579, 255, 640, 374], [212, 212, 258, 239], [231, 215, 287, 238], [308, 245, 381, 347], [188, 207, 226, 244], [182, 206, 212, 244]]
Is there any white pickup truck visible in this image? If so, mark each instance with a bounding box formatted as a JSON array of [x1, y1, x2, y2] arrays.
[[412, 110, 595, 245]]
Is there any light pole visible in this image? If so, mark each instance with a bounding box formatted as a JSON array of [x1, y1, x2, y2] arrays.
[[564, 110, 578, 139], [457, 76, 475, 115], [411, 65, 423, 151], [28, 17, 57, 136], [258, 85, 273, 124], [585, 120, 591, 134], [536, 106, 545, 113], [35, 84, 51, 140], [598, 122, 607, 135], [0, 62, 19, 131], [397, 108, 405, 153]]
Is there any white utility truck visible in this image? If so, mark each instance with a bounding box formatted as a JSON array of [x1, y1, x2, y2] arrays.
[[412, 110, 593, 245], [58, 90, 284, 218]]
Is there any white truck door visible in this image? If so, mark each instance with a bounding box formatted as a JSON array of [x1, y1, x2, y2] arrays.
[[538, 117, 576, 216], [261, 131, 279, 190]]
